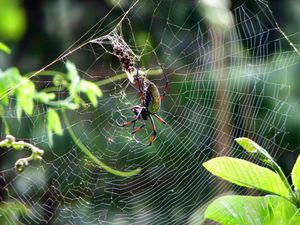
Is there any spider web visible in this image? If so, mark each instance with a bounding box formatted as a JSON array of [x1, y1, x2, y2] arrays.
[[1, 0, 300, 224]]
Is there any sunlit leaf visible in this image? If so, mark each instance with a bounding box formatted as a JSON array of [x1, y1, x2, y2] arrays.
[[15, 79, 36, 119], [53, 74, 68, 87], [0, 70, 9, 105], [47, 109, 63, 136], [6, 67, 23, 85], [84, 80, 102, 97], [205, 195, 300, 225], [79, 80, 103, 107], [60, 102, 79, 110], [203, 157, 289, 198], [235, 137, 273, 165], [85, 89, 97, 107], [34, 92, 56, 103], [47, 130, 53, 147], [292, 155, 300, 191], [0, 42, 11, 54], [0, 105, 10, 134], [0, 67, 23, 105], [64, 61, 81, 106], [66, 61, 79, 81]]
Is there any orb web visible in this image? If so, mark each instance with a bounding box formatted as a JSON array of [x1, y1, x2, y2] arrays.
[[1, 0, 300, 224]]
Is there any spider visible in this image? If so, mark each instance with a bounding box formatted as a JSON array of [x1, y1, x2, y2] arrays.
[[118, 70, 169, 145]]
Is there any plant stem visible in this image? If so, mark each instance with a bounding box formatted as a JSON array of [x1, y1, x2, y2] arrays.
[[95, 68, 163, 87], [0, 135, 44, 172], [34, 68, 163, 107], [26, 68, 163, 87], [61, 110, 141, 177], [270, 158, 297, 201], [24, 70, 65, 78]]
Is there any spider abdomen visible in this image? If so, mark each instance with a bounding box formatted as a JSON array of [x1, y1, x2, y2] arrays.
[[144, 81, 161, 114]]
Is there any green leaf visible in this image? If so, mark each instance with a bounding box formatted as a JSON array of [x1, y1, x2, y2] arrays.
[[34, 92, 56, 103], [235, 137, 273, 165], [65, 61, 81, 103], [0, 42, 11, 54], [47, 130, 53, 147], [0, 70, 9, 105], [60, 101, 79, 110], [47, 109, 63, 136], [205, 195, 300, 225], [66, 61, 79, 81], [85, 89, 97, 107], [15, 79, 36, 119], [79, 80, 103, 107], [69, 79, 80, 99], [5, 67, 23, 86], [292, 155, 300, 191], [203, 157, 289, 198], [0, 68, 22, 105], [79, 80, 102, 96], [53, 74, 68, 87], [0, 105, 10, 134]]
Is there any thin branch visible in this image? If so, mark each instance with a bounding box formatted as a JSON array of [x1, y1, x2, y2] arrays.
[[61, 110, 141, 177], [0, 135, 44, 172]]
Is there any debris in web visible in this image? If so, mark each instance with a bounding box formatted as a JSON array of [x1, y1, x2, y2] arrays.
[[90, 28, 140, 83]]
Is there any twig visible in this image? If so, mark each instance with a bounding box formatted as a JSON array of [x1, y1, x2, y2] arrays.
[[0, 135, 44, 173]]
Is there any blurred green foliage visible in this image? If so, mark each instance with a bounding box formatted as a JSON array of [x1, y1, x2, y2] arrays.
[[0, 202, 29, 224], [0, 0, 27, 41]]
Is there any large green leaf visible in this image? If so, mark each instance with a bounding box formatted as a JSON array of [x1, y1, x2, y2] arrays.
[[203, 157, 289, 197], [292, 155, 300, 191], [205, 195, 300, 225]]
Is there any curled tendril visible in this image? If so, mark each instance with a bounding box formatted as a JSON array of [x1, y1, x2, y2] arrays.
[[0, 135, 44, 173]]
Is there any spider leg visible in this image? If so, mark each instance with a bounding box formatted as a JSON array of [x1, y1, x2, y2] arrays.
[[154, 114, 166, 124], [131, 123, 145, 135], [148, 114, 157, 146], [117, 119, 137, 127], [131, 108, 146, 134]]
